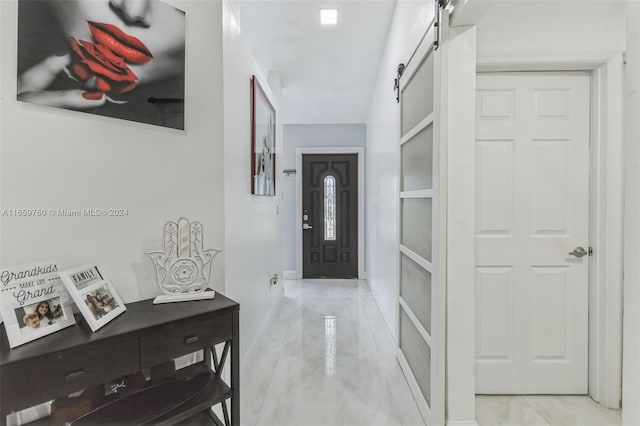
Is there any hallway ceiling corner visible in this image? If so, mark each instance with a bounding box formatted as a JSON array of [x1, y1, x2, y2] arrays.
[[239, 0, 397, 125]]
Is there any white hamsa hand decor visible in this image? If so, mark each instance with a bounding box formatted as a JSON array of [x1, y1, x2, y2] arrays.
[[146, 218, 221, 304]]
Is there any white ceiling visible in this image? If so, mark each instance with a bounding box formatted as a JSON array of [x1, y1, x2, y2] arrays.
[[238, 1, 397, 124]]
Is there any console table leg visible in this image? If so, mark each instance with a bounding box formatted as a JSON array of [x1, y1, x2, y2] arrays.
[[231, 310, 239, 426], [222, 400, 231, 426], [205, 346, 213, 369]]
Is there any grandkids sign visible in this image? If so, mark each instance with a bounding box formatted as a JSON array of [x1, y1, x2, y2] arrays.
[[1, 263, 58, 287], [12, 279, 56, 306], [0, 262, 76, 348]]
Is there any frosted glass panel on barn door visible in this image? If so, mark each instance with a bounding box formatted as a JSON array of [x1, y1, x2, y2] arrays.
[[397, 7, 446, 426]]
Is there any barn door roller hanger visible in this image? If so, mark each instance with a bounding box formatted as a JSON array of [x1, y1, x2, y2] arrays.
[[394, 0, 451, 103]]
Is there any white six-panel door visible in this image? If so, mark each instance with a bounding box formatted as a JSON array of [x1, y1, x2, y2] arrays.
[[475, 72, 591, 394]]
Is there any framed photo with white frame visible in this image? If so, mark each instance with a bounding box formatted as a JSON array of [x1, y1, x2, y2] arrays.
[[59, 265, 126, 332], [0, 262, 76, 348]]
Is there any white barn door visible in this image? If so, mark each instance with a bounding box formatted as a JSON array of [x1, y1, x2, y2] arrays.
[[397, 8, 447, 425], [475, 72, 590, 394]]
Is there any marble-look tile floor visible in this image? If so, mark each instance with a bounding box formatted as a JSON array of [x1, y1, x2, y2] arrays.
[[476, 395, 621, 426], [240, 279, 622, 426], [240, 279, 426, 426]]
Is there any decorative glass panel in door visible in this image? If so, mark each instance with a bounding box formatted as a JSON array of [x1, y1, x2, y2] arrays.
[[324, 175, 337, 241]]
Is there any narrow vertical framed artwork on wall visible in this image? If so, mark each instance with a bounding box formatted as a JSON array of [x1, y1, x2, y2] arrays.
[[251, 75, 276, 196]]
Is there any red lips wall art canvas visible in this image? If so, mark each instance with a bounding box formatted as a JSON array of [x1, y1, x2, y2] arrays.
[[17, 0, 186, 130]]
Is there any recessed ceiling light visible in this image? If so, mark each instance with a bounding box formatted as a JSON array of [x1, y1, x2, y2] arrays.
[[320, 9, 338, 26]]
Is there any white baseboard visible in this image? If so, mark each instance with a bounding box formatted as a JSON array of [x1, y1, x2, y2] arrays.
[[283, 270, 297, 280], [367, 275, 397, 340], [446, 421, 479, 426], [240, 284, 283, 369]]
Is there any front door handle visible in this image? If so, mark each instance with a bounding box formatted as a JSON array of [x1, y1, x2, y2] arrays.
[[303, 224, 313, 230], [569, 246, 588, 258]]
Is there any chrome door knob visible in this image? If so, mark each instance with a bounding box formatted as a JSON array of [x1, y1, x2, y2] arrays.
[[303, 224, 313, 230], [569, 246, 588, 258]]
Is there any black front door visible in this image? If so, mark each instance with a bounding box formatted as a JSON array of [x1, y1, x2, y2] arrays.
[[302, 154, 358, 278]]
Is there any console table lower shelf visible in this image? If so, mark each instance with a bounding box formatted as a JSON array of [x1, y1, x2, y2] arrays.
[[74, 363, 231, 425], [0, 294, 240, 426]]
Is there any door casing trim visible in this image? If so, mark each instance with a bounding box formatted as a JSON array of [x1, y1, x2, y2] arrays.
[[295, 147, 365, 280], [474, 51, 624, 409]]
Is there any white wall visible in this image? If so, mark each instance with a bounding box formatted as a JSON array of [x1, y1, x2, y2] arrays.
[[0, 0, 225, 302], [222, 0, 284, 362], [445, 24, 478, 425], [623, 2, 640, 425], [281, 124, 366, 273], [1, 0, 283, 364], [365, 0, 436, 337], [474, 1, 625, 58]]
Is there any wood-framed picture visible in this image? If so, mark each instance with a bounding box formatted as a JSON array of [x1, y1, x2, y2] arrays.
[[251, 75, 277, 196], [59, 265, 126, 332], [0, 262, 76, 348]]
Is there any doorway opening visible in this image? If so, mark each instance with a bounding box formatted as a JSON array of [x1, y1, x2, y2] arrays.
[[470, 52, 624, 410]]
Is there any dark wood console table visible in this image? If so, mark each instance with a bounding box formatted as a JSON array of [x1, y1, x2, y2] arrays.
[[0, 293, 239, 425]]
